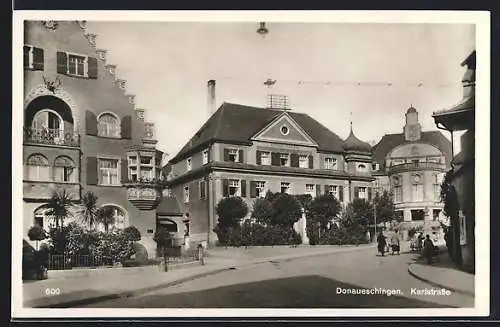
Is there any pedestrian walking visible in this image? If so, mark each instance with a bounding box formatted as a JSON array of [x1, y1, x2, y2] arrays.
[[423, 234, 435, 264], [377, 230, 387, 256], [390, 230, 401, 255]]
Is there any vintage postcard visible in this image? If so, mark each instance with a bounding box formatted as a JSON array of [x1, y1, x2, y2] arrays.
[[12, 10, 490, 318]]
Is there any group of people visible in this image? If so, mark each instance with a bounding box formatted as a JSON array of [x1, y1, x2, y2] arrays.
[[376, 230, 401, 256], [376, 230, 436, 263]]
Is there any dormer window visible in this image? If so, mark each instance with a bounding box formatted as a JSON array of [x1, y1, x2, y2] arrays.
[[228, 149, 239, 162], [324, 157, 337, 170], [186, 157, 192, 171]]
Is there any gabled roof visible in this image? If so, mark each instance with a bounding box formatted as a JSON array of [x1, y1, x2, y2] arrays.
[[169, 102, 345, 163], [372, 131, 452, 168]]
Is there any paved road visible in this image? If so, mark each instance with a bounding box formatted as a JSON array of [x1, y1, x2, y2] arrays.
[[81, 247, 474, 308]]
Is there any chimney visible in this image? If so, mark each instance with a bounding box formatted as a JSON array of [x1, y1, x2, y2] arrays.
[[207, 80, 216, 118]]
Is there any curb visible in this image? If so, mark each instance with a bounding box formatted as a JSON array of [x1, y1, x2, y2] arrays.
[[407, 263, 474, 297], [32, 244, 375, 308]]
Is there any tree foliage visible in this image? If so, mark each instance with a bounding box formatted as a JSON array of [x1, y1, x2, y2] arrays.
[[43, 189, 75, 229], [81, 191, 99, 230], [153, 226, 174, 250], [373, 190, 396, 223], [96, 206, 116, 233], [123, 226, 142, 242], [440, 169, 459, 220], [251, 198, 274, 225], [215, 196, 249, 228], [269, 193, 302, 227], [308, 194, 341, 229], [28, 225, 46, 250]]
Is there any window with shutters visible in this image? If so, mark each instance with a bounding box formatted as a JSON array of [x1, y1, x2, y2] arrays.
[[97, 113, 121, 138], [184, 185, 190, 203], [324, 157, 337, 170], [328, 185, 338, 199], [280, 153, 290, 167], [26, 154, 50, 181], [229, 179, 241, 197], [260, 151, 271, 165], [255, 181, 266, 198], [98, 158, 120, 185], [67, 53, 88, 77], [186, 157, 192, 171], [358, 187, 367, 200], [53, 156, 76, 182], [228, 149, 239, 162], [281, 182, 291, 194], [23, 45, 44, 70], [305, 184, 315, 198], [299, 155, 309, 168], [202, 149, 209, 165]]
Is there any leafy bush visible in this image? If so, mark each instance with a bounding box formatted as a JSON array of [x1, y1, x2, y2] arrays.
[[215, 223, 301, 247], [309, 194, 341, 230], [91, 230, 135, 263], [216, 197, 249, 228], [124, 226, 141, 242], [251, 198, 274, 225], [153, 226, 174, 256], [28, 225, 47, 250], [270, 193, 302, 227]]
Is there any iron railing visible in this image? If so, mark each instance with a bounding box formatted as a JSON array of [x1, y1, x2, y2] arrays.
[[24, 127, 80, 147], [388, 162, 446, 174]]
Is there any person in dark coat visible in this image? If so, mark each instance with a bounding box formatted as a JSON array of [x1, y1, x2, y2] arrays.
[[423, 234, 435, 264], [377, 231, 387, 256]]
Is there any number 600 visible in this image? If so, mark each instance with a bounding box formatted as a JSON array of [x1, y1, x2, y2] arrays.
[[45, 288, 60, 295]]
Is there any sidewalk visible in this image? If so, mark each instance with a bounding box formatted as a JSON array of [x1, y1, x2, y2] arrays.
[[23, 243, 374, 308], [407, 248, 475, 296]]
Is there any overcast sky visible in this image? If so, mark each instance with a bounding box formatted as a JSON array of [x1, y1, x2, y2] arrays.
[[87, 22, 475, 160]]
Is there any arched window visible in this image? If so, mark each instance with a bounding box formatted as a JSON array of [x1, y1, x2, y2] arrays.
[[98, 205, 128, 231], [53, 156, 75, 182], [97, 113, 120, 138], [392, 175, 403, 202], [26, 154, 49, 181], [32, 109, 64, 140]]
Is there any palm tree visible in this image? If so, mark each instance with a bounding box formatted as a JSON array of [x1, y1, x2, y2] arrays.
[[96, 206, 116, 233], [81, 191, 99, 230], [43, 189, 74, 230]]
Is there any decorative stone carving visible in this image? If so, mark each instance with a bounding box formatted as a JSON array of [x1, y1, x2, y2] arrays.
[[85, 33, 97, 48], [77, 20, 88, 29], [115, 79, 126, 90], [24, 84, 79, 132], [126, 185, 162, 210], [127, 94, 136, 105], [135, 108, 145, 121], [41, 21, 59, 30], [104, 64, 116, 75], [96, 49, 107, 61], [144, 122, 155, 139]]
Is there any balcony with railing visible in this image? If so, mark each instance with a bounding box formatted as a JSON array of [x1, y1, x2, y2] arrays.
[[123, 177, 166, 210], [23, 127, 80, 147], [388, 161, 446, 174]]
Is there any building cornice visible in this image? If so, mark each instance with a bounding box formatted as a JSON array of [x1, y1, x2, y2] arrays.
[[167, 161, 375, 186]]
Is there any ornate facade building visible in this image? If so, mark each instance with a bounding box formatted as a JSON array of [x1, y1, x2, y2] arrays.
[[22, 21, 163, 257], [166, 84, 375, 248], [372, 106, 452, 239]]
